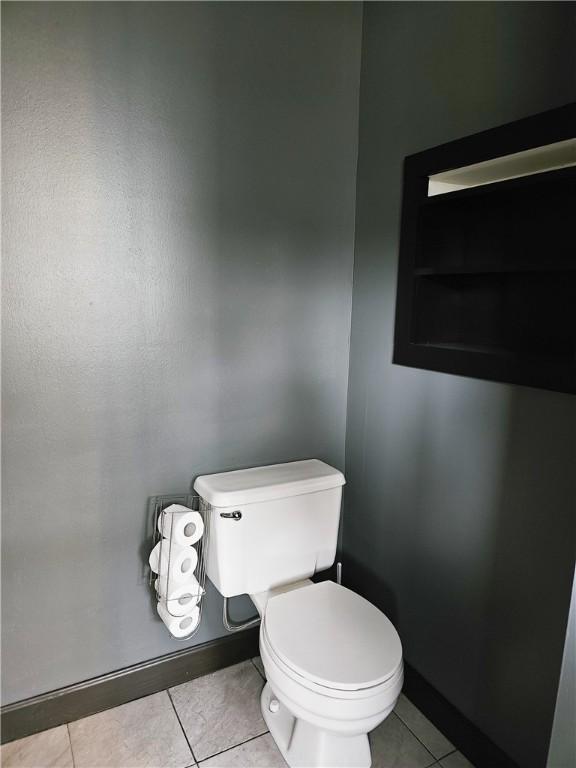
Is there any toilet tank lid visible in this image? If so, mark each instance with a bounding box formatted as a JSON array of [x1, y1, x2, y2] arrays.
[[193, 459, 345, 507]]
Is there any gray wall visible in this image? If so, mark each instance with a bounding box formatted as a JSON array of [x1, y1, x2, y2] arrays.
[[1, 1, 362, 704], [345, 4, 576, 768], [547, 567, 576, 768]]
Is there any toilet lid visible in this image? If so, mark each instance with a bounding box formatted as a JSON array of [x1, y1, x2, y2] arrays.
[[263, 581, 402, 691]]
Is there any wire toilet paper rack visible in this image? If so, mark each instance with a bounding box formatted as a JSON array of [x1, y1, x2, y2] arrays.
[[148, 493, 212, 641]]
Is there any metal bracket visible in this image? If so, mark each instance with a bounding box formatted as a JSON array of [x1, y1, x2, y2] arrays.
[[222, 597, 261, 633]]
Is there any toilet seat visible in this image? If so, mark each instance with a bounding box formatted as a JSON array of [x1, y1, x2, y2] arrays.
[[262, 581, 402, 694]]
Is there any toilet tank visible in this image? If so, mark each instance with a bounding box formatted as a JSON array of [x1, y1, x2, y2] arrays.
[[193, 460, 345, 597]]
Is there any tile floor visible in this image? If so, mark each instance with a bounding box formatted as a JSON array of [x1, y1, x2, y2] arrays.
[[1, 658, 475, 768]]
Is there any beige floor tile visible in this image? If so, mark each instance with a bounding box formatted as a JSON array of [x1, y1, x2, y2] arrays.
[[394, 694, 454, 759], [370, 713, 436, 768], [0, 726, 73, 768], [68, 691, 193, 768], [199, 734, 286, 768], [170, 661, 266, 761], [440, 750, 475, 768]]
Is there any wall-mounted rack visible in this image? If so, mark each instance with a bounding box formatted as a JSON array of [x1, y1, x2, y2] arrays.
[[148, 493, 211, 641]]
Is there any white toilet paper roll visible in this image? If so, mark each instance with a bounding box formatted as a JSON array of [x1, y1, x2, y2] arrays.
[[155, 576, 202, 617], [157, 601, 200, 638], [157, 505, 204, 546], [148, 540, 198, 583]]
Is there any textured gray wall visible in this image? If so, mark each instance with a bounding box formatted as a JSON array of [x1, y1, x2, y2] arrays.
[[345, 4, 576, 768], [2, 1, 362, 704], [547, 567, 576, 768]]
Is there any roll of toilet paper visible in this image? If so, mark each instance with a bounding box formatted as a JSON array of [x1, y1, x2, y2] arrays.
[[157, 600, 200, 638], [148, 540, 198, 583], [155, 576, 203, 617], [157, 505, 205, 546]]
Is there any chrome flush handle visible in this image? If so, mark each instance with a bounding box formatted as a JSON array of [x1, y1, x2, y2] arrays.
[[219, 510, 242, 520]]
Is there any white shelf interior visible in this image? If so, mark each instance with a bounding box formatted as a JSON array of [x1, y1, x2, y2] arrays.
[[428, 137, 576, 196]]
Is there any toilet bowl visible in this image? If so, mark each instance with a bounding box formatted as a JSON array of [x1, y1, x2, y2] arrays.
[[255, 580, 403, 768]]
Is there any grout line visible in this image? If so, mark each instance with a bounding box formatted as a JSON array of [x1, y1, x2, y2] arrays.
[[66, 723, 76, 768], [197, 729, 270, 765], [440, 748, 458, 759], [397, 696, 456, 762], [390, 711, 437, 764], [166, 688, 198, 765], [250, 657, 266, 681], [426, 748, 459, 767]]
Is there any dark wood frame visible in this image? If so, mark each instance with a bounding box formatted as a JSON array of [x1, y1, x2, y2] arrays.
[[393, 102, 576, 394]]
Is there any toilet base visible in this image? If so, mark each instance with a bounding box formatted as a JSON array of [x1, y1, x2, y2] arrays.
[[261, 683, 371, 768]]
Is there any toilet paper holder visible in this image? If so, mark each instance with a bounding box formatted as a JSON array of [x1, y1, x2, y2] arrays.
[[147, 493, 211, 641]]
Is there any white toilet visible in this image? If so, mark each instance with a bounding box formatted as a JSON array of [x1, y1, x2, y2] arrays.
[[194, 459, 403, 768]]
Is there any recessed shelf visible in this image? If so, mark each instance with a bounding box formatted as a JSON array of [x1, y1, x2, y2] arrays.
[[425, 163, 576, 205], [417, 342, 553, 365], [414, 264, 576, 276], [393, 103, 576, 394], [416, 341, 511, 357], [428, 137, 576, 196]]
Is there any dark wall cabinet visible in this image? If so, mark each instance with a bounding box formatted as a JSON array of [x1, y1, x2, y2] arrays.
[[393, 103, 576, 394]]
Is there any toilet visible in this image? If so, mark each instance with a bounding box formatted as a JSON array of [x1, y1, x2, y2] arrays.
[[194, 459, 403, 768]]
